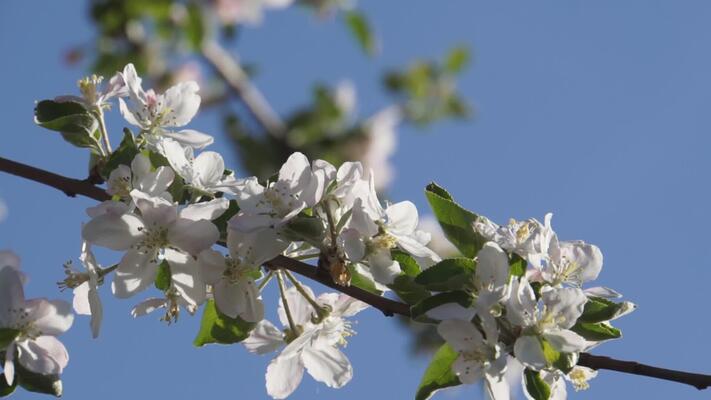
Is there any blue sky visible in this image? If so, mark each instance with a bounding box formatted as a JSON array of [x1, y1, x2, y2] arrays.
[[2, 1, 711, 399]]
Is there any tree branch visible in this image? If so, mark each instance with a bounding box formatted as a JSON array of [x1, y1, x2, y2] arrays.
[[201, 40, 286, 138], [1, 155, 711, 391]]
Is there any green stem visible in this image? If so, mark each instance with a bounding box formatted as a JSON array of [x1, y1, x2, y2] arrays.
[[285, 270, 326, 315], [98, 263, 119, 278], [95, 109, 112, 153], [258, 271, 274, 291], [276, 271, 298, 333]]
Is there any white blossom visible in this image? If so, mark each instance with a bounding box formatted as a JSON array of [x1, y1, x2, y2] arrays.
[[107, 153, 175, 201]]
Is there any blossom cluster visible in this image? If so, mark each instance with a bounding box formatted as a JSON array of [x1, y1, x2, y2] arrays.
[[3, 63, 634, 399]]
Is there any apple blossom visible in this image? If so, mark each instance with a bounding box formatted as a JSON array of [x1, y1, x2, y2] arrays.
[[107, 153, 175, 201]]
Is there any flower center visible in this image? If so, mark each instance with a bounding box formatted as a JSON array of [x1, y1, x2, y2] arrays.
[[569, 368, 592, 391], [223, 258, 253, 284], [367, 233, 397, 253], [262, 184, 299, 217], [135, 225, 169, 254]]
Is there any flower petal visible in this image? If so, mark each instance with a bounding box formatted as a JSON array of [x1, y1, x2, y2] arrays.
[[168, 218, 219, 255], [243, 320, 284, 355], [112, 250, 159, 298], [162, 129, 214, 149], [266, 354, 305, 400], [82, 213, 144, 250], [301, 343, 353, 389]]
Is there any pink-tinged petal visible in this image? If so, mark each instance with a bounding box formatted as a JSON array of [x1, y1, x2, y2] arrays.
[[180, 198, 229, 222], [168, 219, 219, 255], [193, 151, 225, 187], [243, 320, 284, 355], [82, 213, 144, 250], [31, 300, 74, 336], [112, 250, 159, 298], [197, 249, 227, 284], [266, 354, 305, 399], [301, 343, 353, 389], [162, 129, 213, 149], [162, 81, 200, 127], [130, 298, 167, 317]]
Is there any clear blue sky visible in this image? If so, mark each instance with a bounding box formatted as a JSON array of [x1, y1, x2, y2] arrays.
[[2, 1, 711, 399]]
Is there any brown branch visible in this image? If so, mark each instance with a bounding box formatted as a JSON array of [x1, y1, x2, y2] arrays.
[[2, 154, 711, 391], [578, 353, 711, 390], [0, 157, 109, 202], [201, 40, 286, 138]]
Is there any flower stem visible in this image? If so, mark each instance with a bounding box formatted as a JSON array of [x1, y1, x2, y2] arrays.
[[322, 202, 339, 249], [258, 271, 274, 291], [285, 270, 326, 316], [276, 270, 298, 333], [95, 108, 112, 153]]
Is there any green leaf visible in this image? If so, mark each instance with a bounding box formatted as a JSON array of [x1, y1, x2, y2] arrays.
[[425, 183, 486, 258], [571, 321, 622, 341], [101, 128, 139, 179], [34, 99, 97, 135], [391, 250, 421, 277], [154, 261, 171, 292], [415, 343, 461, 400], [415, 258, 475, 292], [347, 264, 383, 296], [193, 300, 256, 346], [444, 46, 470, 74], [388, 275, 431, 305], [344, 11, 375, 55], [523, 368, 550, 400], [281, 215, 325, 246], [509, 254, 527, 278], [410, 291, 474, 322], [578, 296, 636, 323], [0, 328, 19, 349]]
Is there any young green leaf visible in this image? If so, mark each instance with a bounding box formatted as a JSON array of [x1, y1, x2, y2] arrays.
[[414, 258, 475, 292], [101, 128, 139, 179], [410, 291, 474, 322], [425, 182, 486, 258], [193, 300, 256, 346], [578, 296, 636, 323], [571, 321, 622, 341], [415, 343, 461, 400], [444, 46, 470, 74], [344, 11, 375, 55], [523, 368, 551, 400]]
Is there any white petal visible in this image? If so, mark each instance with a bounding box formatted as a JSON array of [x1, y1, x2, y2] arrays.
[[112, 250, 159, 298], [228, 228, 287, 265], [197, 249, 227, 284], [425, 303, 476, 321], [452, 356, 484, 384], [228, 213, 276, 233], [543, 328, 587, 353], [476, 242, 510, 289], [0, 267, 25, 326], [243, 320, 284, 355], [541, 287, 587, 330], [166, 249, 206, 307], [278, 285, 315, 327], [513, 335, 547, 370], [4, 343, 15, 386], [162, 81, 200, 127], [213, 279, 245, 319], [168, 218, 219, 255], [367, 249, 401, 285], [17, 336, 68, 375], [266, 354, 305, 400], [437, 319, 485, 352], [82, 213, 144, 250], [179, 198, 229, 221], [302, 343, 353, 388], [31, 299, 74, 336], [385, 201, 418, 236], [162, 129, 214, 149], [193, 151, 225, 188], [72, 282, 91, 315], [130, 190, 178, 227], [584, 286, 622, 299], [484, 371, 511, 400], [130, 298, 167, 317]]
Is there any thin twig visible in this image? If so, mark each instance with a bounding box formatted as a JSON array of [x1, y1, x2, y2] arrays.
[[201, 40, 286, 138], [2, 155, 711, 391]]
